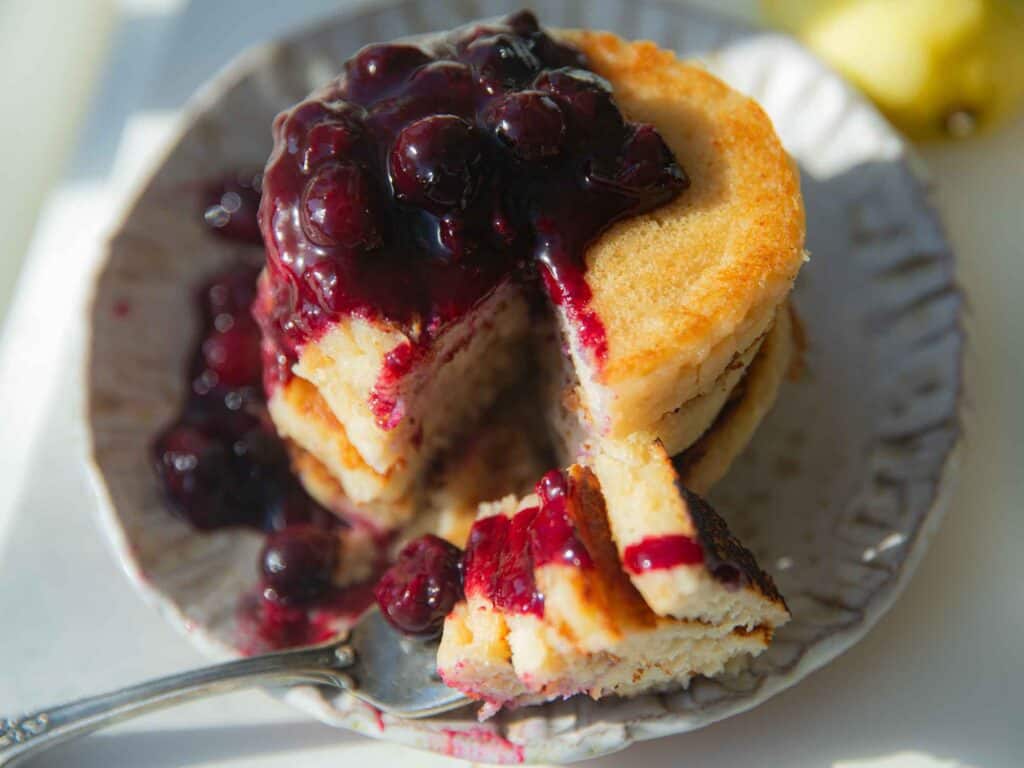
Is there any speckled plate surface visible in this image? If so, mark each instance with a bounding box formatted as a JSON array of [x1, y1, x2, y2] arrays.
[[86, 0, 963, 763]]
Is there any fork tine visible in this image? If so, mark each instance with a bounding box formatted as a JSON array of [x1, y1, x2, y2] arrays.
[[346, 609, 471, 718]]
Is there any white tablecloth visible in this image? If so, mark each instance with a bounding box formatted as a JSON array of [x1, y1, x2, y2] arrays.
[[1, 1, 1020, 766]]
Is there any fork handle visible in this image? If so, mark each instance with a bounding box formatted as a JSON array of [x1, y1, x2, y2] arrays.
[[0, 642, 354, 767]]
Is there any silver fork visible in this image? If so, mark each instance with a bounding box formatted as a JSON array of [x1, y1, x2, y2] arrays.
[[0, 608, 469, 766]]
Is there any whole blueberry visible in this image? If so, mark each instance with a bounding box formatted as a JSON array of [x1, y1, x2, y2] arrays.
[[261, 525, 340, 604], [153, 424, 231, 529], [389, 115, 482, 213], [463, 33, 540, 94], [280, 101, 336, 156], [299, 107, 366, 174], [200, 323, 262, 388], [300, 162, 382, 248], [533, 67, 617, 126], [585, 124, 688, 197], [374, 534, 463, 637], [405, 61, 475, 116], [345, 43, 432, 101], [486, 91, 566, 161], [616, 124, 689, 191]]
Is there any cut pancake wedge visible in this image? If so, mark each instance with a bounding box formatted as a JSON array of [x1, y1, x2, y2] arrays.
[[437, 465, 788, 713]]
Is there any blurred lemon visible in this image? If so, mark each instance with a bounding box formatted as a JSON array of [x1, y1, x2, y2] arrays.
[[762, 0, 1024, 139]]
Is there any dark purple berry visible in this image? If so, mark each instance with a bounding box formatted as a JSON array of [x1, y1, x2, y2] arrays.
[[153, 424, 233, 529], [345, 43, 432, 101], [200, 323, 262, 387], [301, 162, 381, 248], [300, 115, 364, 174], [202, 174, 263, 244], [261, 525, 340, 604], [406, 61, 475, 115], [486, 91, 566, 160], [616, 124, 689, 191], [203, 265, 259, 321], [154, 425, 218, 499], [281, 101, 335, 155], [505, 9, 540, 36], [533, 67, 616, 126], [389, 115, 482, 212], [375, 535, 463, 637], [463, 34, 540, 94], [585, 124, 688, 197], [531, 31, 588, 70]]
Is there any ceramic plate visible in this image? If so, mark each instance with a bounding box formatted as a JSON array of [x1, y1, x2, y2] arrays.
[[86, 0, 963, 763]]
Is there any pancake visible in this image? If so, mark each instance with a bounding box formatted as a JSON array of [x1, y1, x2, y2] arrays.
[[285, 305, 797, 535], [675, 303, 797, 494], [555, 31, 805, 438], [436, 464, 788, 714], [258, 30, 805, 528]]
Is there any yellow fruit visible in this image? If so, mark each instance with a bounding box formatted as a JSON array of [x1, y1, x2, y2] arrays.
[[761, 0, 1024, 139]]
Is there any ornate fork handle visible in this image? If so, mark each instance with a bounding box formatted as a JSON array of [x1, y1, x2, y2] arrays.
[[0, 641, 354, 767]]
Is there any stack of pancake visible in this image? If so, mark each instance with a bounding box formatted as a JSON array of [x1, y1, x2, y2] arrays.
[[259, 29, 805, 712]]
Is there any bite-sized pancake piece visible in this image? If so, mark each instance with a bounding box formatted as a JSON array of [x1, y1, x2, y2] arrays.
[[436, 465, 788, 714], [557, 31, 805, 438]]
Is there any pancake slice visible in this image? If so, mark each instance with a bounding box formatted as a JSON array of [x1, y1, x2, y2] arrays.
[[437, 464, 789, 714]]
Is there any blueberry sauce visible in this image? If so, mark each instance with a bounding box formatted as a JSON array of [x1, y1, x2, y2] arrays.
[[622, 534, 704, 574], [238, 580, 379, 653], [454, 468, 591, 619], [261, 525, 340, 604], [152, 261, 385, 652], [493, 505, 542, 615], [151, 263, 325, 532], [375, 534, 464, 636], [255, 10, 688, 414], [532, 469, 593, 569]]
